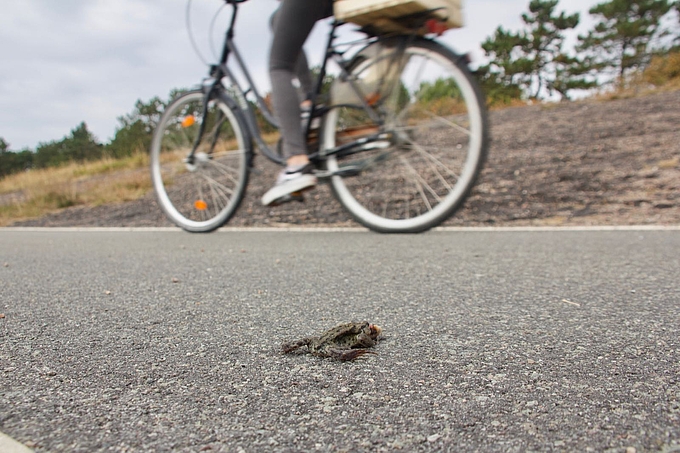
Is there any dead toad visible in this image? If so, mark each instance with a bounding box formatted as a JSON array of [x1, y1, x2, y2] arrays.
[[282, 322, 383, 361]]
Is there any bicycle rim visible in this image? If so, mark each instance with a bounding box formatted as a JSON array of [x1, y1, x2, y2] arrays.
[[150, 90, 249, 232], [324, 39, 488, 233]]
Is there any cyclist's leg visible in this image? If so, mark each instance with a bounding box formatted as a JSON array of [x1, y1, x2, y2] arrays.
[[269, 7, 314, 103], [264, 0, 332, 205], [268, 0, 332, 160], [296, 52, 314, 104]]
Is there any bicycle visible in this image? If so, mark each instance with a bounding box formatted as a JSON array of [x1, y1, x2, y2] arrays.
[[150, 0, 489, 233]]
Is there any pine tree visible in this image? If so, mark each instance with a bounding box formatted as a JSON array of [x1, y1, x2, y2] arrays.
[[674, 0, 680, 49], [0, 147, 33, 178], [34, 122, 102, 168], [474, 65, 524, 106], [520, 0, 583, 97], [577, 0, 675, 82], [480, 0, 592, 100], [107, 96, 166, 158], [67, 122, 103, 162], [480, 26, 531, 100]]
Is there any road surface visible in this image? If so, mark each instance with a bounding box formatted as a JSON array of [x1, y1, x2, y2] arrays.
[[1, 228, 679, 452]]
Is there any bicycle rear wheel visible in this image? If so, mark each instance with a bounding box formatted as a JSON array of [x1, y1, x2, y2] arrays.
[[323, 38, 488, 233], [150, 90, 250, 232]]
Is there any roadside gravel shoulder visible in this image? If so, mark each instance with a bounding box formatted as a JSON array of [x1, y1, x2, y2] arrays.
[[9, 90, 680, 229]]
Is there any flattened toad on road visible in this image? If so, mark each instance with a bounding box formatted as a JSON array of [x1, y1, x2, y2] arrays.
[[281, 322, 382, 361]]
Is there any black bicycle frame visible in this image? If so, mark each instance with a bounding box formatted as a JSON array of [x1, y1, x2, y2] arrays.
[[190, 0, 407, 168]]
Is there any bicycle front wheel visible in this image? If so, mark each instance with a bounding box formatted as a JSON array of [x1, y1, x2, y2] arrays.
[[324, 38, 489, 233], [150, 90, 250, 232]]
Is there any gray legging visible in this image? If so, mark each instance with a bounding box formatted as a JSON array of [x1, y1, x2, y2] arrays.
[[269, 0, 333, 159]]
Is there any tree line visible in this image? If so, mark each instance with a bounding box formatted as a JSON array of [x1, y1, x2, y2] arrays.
[[1, 0, 678, 178], [479, 0, 679, 103]]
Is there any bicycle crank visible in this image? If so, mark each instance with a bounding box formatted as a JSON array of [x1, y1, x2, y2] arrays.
[[315, 147, 395, 179]]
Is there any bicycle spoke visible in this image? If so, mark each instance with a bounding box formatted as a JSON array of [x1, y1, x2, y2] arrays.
[[209, 150, 243, 160], [207, 160, 241, 184], [399, 155, 440, 208], [200, 173, 235, 197], [208, 178, 228, 214], [405, 138, 461, 182], [419, 110, 471, 136], [411, 147, 454, 193], [391, 55, 429, 123]]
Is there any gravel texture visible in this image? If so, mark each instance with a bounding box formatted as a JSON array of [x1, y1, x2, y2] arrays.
[[7, 90, 680, 229]]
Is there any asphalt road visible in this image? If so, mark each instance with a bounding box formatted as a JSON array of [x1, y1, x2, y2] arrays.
[[1, 228, 679, 452]]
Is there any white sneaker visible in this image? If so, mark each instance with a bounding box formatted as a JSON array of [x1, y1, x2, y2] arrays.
[[261, 163, 317, 206]]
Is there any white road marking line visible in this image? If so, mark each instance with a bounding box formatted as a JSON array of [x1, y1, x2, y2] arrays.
[[2, 225, 680, 233], [0, 431, 34, 453]]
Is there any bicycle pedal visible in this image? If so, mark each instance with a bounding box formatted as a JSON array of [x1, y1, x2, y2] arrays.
[[290, 191, 305, 202], [270, 192, 305, 206], [333, 166, 362, 177]]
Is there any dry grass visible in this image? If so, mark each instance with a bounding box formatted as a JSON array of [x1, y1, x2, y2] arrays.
[[593, 52, 680, 101], [488, 98, 531, 111], [0, 152, 151, 226], [0, 132, 283, 226], [643, 51, 680, 88]]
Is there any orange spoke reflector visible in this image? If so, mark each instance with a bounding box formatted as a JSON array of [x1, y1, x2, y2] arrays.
[[194, 200, 208, 211], [182, 115, 196, 128]]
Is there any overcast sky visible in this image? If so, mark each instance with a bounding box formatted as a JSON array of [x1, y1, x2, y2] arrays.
[[0, 0, 602, 151]]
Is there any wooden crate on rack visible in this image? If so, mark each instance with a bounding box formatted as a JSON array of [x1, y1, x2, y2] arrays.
[[334, 0, 463, 34]]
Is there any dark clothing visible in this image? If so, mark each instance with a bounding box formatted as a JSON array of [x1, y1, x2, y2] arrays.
[[269, 0, 333, 158]]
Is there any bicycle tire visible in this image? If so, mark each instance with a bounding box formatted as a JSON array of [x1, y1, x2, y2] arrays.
[[150, 90, 251, 232], [323, 38, 489, 233]]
